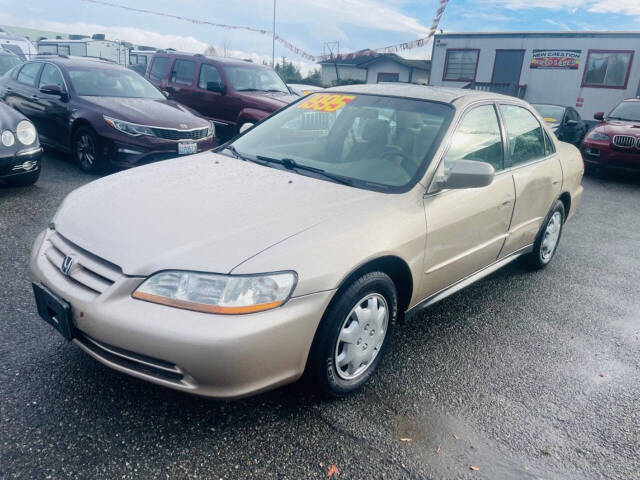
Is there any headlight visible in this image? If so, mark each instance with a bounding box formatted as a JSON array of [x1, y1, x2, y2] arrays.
[[1, 130, 15, 146], [104, 115, 153, 136], [133, 271, 297, 314], [586, 130, 609, 141], [207, 121, 215, 138], [16, 120, 36, 145]]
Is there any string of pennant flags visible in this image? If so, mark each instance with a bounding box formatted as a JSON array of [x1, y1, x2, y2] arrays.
[[80, 0, 449, 63]]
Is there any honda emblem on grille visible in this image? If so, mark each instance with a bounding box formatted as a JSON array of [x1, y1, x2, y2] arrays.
[[61, 255, 75, 276]]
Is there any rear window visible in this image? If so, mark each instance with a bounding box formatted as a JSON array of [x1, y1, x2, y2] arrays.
[[170, 59, 195, 86], [149, 57, 170, 82]]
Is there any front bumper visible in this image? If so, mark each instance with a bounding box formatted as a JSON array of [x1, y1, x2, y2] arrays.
[[581, 140, 640, 170], [95, 127, 217, 168], [30, 229, 334, 399], [0, 146, 42, 179]]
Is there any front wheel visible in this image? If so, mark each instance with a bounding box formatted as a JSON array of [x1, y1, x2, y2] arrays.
[[73, 126, 105, 174], [306, 271, 397, 398], [526, 199, 565, 270]]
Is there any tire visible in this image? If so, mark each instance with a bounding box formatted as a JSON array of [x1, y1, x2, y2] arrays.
[[5, 168, 40, 186], [306, 271, 398, 398], [525, 199, 565, 270], [72, 126, 105, 174]]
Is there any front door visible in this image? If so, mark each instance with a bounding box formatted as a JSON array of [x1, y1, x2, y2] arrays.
[[33, 63, 70, 148], [498, 104, 563, 257], [492, 50, 525, 96], [421, 104, 515, 299]]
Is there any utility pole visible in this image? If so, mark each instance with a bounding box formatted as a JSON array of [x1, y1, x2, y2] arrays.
[[271, 0, 276, 67]]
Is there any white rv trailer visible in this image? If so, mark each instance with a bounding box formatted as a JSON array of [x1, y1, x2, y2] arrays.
[[37, 36, 129, 66], [0, 30, 37, 61]]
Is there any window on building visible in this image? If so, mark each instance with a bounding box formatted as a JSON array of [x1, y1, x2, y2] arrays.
[[57, 45, 71, 56], [149, 57, 170, 81], [170, 59, 196, 86], [377, 72, 399, 83], [500, 104, 546, 166], [582, 50, 633, 89], [443, 49, 479, 81], [444, 104, 504, 171], [38, 44, 58, 54]]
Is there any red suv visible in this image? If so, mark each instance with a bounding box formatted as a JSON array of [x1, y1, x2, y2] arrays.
[[582, 98, 640, 172], [146, 52, 298, 141]]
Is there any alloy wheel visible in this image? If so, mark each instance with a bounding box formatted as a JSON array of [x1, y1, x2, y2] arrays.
[[76, 133, 95, 170]]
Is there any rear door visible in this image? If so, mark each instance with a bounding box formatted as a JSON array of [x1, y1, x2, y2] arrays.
[[7, 62, 43, 119], [421, 103, 515, 299], [498, 103, 562, 257]]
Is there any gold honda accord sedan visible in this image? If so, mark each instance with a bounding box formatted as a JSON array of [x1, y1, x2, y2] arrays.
[[30, 84, 584, 399]]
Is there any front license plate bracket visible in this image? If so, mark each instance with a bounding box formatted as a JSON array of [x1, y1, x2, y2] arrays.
[[32, 283, 74, 341]]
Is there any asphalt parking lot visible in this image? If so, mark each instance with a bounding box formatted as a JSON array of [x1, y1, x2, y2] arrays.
[[1, 151, 639, 480]]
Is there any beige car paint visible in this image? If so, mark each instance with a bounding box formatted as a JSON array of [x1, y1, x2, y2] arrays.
[[30, 85, 584, 398]]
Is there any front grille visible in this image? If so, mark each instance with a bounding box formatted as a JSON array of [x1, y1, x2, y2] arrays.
[[151, 126, 209, 141], [44, 232, 121, 295], [612, 135, 636, 148], [76, 332, 184, 383]]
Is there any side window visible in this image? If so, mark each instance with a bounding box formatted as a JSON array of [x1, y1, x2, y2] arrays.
[[500, 104, 546, 166], [149, 57, 170, 81], [443, 104, 504, 172], [17, 62, 42, 87], [38, 64, 65, 90], [543, 130, 556, 157], [170, 59, 195, 85], [198, 63, 222, 90]]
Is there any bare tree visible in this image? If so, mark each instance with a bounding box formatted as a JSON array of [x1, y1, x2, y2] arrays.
[[203, 45, 218, 57]]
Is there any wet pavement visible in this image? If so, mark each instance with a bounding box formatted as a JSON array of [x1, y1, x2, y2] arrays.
[[1, 152, 639, 479]]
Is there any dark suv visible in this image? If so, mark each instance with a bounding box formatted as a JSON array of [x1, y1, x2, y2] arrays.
[[146, 52, 298, 140], [0, 55, 215, 173]]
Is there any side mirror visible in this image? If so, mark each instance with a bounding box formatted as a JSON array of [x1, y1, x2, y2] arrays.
[[594, 112, 604, 121], [443, 159, 495, 189], [40, 84, 67, 100], [565, 119, 578, 127], [206, 81, 226, 94]]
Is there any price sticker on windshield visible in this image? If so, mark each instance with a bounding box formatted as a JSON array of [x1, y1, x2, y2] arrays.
[[297, 93, 356, 112]]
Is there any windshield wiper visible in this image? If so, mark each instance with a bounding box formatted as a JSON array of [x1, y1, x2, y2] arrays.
[[255, 155, 353, 186], [220, 144, 255, 162]]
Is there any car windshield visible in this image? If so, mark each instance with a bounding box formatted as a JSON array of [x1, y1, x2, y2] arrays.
[[228, 93, 453, 191], [532, 105, 565, 124], [608, 101, 640, 122], [68, 67, 165, 99], [0, 55, 21, 75], [223, 65, 289, 93]]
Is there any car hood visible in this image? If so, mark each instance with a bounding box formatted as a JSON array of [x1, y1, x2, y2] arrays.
[[53, 152, 377, 276], [80, 96, 208, 129], [603, 119, 640, 135], [239, 91, 299, 110]]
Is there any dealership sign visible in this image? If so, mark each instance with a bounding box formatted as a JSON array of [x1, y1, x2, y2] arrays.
[[530, 50, 581, 69]]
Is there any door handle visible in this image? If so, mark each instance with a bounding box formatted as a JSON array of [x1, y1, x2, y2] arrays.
[[31, 95, 39, 101], [552, 179, 560, 185], [500, 199, 512, 208]]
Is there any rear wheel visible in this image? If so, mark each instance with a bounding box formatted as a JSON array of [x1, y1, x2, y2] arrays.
[[306, 271, 397, 397], [5, 169, 40, 186], [73, 126, 105, 174], [525, 199, 565, 270]]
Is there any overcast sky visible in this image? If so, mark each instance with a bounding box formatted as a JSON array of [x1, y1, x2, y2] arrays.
[[2, 0, 639, 74]]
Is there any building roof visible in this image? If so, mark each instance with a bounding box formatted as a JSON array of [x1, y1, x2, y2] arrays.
[[319, 52, 429, 71], [324, 83, 518, 105], [435, 31, 640, 39]]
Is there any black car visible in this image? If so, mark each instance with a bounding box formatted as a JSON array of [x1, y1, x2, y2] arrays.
[[0, 101, 42, 186], [0, 55, 215, 173], [0, 51, 22, 76], [532, 104, 587, 146]]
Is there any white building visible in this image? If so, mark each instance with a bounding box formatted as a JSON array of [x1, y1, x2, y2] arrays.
[[429, 31, 640, 121], [319, 53, 429, 86]]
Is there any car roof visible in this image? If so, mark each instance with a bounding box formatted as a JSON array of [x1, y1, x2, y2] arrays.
[[31, 55, 122, 69], [323, 83, 521, 106], [152, 51, 268, 68]]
